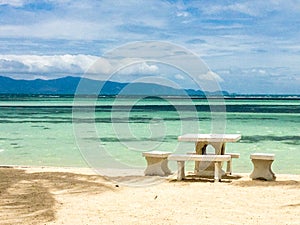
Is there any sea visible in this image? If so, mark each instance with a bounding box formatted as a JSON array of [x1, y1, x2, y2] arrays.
[[0, 94, 299, 175]]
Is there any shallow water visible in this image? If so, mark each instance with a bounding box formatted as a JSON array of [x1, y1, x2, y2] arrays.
[[0, 95, 299, 174]]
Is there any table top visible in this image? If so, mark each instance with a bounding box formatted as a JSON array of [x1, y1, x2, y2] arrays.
[[178, 134, 241, 142]]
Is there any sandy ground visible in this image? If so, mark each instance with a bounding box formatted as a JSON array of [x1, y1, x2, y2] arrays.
[[0, 166, 299, 225]]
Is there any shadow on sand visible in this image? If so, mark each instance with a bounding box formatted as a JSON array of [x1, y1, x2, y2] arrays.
[[231, 179, 300, 188], [168, 174, 243, 183], [0, 167, 114, 225]]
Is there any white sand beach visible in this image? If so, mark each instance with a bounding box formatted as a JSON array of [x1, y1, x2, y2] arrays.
[[0, 166, 299, 225]]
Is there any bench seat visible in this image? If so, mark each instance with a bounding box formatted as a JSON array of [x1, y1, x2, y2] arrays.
[[168, 154, 231, 182], [187, 152, 240, 175]]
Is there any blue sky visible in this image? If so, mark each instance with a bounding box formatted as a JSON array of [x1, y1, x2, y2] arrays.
[[0, 0, 299, 94]]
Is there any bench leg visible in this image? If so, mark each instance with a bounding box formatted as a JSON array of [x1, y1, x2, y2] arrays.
[[177, 161, 185, 181], [226, 158, 232, 175], [214, 162, 222, 182]]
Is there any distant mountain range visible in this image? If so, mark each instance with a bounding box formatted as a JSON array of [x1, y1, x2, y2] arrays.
[[0, 76, 229, 96]]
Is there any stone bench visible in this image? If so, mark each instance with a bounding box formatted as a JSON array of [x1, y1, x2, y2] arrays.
[[142, 151, 172, 176], [168, 154, 231, 182], [250, 153, 276, 181], [187, 152, 240, 175]]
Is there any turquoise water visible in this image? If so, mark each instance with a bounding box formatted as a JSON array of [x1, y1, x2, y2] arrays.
[[0, 95, 299, 174]]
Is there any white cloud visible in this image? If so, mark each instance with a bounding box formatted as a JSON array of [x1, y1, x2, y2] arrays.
[[117, 62, 159, 75], [198, 0, 296, 17], [0, 54, 99, 78], [218, 66, 300, 94], [258, 69, 266, 74], [176, 11, 189, 17], [87, 57, 113, 75], [0, 20, 116, 40], [0, 0, 171, 41], [0, 54, 160, 81], [175, 74, 185, 80], [199, 71, 223, 82], [0, 0, 26, 7]]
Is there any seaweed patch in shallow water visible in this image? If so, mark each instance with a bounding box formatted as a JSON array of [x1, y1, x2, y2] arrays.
[[241, 135, 300, 145]]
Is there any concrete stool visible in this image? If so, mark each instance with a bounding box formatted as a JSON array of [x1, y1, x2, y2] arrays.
[[250, 153, 276, 181], [142, 151, 172, 176]]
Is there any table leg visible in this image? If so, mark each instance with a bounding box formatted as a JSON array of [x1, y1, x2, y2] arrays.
[[194, 141, 226, 176], [195, 142, 208, 154], [195, 142, 226, 155], [210, 142, 225, 155], [195, 142, 207, 174]]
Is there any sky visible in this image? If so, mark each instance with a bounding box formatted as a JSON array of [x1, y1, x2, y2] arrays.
[[0, 0, 300, 94]]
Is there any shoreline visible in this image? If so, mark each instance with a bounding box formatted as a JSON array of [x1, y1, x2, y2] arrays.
[[1, 165, 300, 224], [1, 164, 300, 176]]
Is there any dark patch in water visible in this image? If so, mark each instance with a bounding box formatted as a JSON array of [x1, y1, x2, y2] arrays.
[[283, 140, 300, 145], [1, 103, 300, 114], [31, 125, 50, 130], [227, 117, 278, 121], [12, 145, 22, 149], [0, 138, 22, 141], [84, 135, 178, 143], [241, 135, 300, 145], [0, 116, 205, 124], [10, 143, 19, 145], [46, 137, 56, 140], [226, 105, 300, 113]]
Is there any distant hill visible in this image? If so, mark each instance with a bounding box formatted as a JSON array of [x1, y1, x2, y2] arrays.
[[0, 76, 228, 96]]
